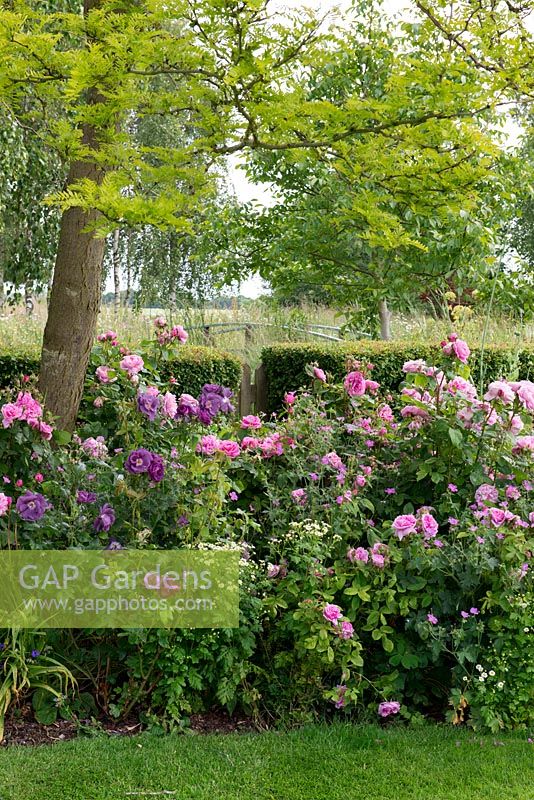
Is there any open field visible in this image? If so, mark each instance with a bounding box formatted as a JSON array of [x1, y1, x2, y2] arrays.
[[2, 302, 533, 367], [0, 723, 533, 800]]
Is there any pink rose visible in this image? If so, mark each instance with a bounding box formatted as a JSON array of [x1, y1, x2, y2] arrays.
[[515, 381, 534, 411], [284, 391, 296, 405], [241, 415, 262, 429], [241, 436, 260, 449], [170, 325, 188, 343], [161, 392, 178, 418], [0, 493, 12, 516], [313, 367, 326, 382], [402, 359, 427, 374], [1, 403, 23, 428], [475, 484, 498, 505], [371, 552, 385, 568], [514, 436, 534, 453], [154, 316, 167, 328], [27, 419, 53, 440], [489, 507, 506, 527], [197, 434, 220, 455], [322, 603, 343, 625], [420, 512, 439, 539], [340, 620, 354, 639], [119, 354, 144, 375], [344, 371, 366, 397], [217, 440, 241, 459], [484, 381, 515, 404], [400, 405, 431, 421], [95, 366, 115, 384], [447, 377, 477, 400], [392, 514, 417, 539], [347, 547, 369, 563], [378, 701, 401, 718], [442, 334, 470, 363], [291, 488, 307, 505]]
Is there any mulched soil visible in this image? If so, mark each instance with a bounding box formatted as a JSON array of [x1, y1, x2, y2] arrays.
[[1, 707, 255, 747]]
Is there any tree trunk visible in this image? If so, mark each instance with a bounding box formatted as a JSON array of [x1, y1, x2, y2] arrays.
[[112, 227, 121, 313], [378, 298, 391, 340], [39, 0, 105, 431], [125, 229, 132, 306], [0, 247, 4, 310]]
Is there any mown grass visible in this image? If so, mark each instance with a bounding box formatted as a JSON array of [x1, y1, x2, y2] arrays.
[[0, 723, 532, 800]]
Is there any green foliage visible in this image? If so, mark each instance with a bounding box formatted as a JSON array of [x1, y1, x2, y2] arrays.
[[0, 629, 76, 741], [262, 341, 534, 411], [156, 347, 242, 399], [0, 355, 40, 390], [0, 348, 241, 398]]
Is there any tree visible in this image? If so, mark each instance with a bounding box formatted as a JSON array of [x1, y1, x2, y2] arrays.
[[0, 110, 63, 305], [214, 10, 521, 336], [0, 0, 532, 425]]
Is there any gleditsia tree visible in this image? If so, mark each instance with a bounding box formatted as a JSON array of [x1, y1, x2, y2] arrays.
[[0, 0, 533, 426], [214, 8, 525, 336], [0, 0, 334, 428]]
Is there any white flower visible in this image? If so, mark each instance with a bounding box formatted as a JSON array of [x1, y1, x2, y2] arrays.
[[489, 670, 495, 677], [476, 664, 483, 672], [497, 681, 505, 689], [524, 627, 530, 633], [482, 672, 488, 679], [462, 676, 468, 682], [478, 676, 485, 682]]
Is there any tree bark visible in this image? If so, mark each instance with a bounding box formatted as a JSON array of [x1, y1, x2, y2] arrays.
[[38, 0, 105, 431], [378, 298, 392, 340], [125, 229, 132, 305], [112, 227, 121, 313]]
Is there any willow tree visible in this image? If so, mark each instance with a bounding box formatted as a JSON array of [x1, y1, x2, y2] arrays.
[[0, 0, 532, 427]]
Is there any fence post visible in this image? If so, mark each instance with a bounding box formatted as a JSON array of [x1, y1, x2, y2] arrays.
[[239, 363, 253, 415], [254, 363, 268, 413], [202, 325, 213, 346]]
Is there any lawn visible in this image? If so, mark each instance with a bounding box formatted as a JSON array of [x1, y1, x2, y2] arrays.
[[0, 724, 532, 800]]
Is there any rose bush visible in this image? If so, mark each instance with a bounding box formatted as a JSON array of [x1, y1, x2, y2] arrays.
[[0, 325, 532, 732]]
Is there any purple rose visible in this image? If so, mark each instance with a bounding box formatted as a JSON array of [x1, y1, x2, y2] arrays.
[[137, 391, 160, 422], [125, 448, 154, 474], [197, 409, 212, 425], [378, 701, 401, 718], [199, 391, 223, 417], [16, 491, 48, 521], [93, 503, 116, 532], [106, 537, 123, 550], [176, 394, 199, 418], [148, 454, 165, 483], [76, 490, 97, 504], [199, 384, 235, 417]]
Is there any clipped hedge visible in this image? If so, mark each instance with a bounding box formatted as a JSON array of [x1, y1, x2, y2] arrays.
[[0, 355, 40, 389], [0, 347, 242, 395], [262, 341, 534, 412], [157, 346, 242, 395]]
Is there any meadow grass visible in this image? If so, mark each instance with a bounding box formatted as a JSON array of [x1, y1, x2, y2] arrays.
[[0, 723, 532, 800], [1, 302, 532, 368]]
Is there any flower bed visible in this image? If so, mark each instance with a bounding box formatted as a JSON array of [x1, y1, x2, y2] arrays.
[[0, 325, 532, 733]]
